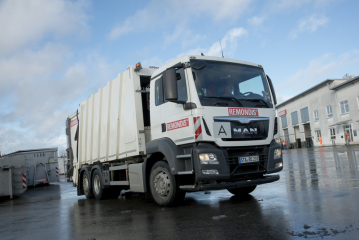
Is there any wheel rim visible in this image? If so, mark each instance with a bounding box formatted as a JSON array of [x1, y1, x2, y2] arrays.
[[94, 175, 101, 195], [83, 175, 89, 195], [153, 171, 171, 198]]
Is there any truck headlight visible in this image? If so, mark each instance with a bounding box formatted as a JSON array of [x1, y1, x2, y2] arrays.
[[199, 153, 219, 164], [275, 162, 283, 168], [274, 148, 282, 159]]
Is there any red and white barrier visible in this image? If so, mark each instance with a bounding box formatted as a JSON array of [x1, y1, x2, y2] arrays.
[[193, 117, 202, 140], [56, 167, 59, 177], [22, 173, 27, 188]]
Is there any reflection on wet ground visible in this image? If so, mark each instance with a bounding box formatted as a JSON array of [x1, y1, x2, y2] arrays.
[[1, 146, 359, 239]]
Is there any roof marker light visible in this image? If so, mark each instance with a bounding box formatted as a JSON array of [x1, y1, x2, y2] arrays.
[[135, 62, 142, 71]]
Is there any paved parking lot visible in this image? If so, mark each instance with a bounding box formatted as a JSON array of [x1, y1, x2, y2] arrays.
[[1, 145, 359, 239]]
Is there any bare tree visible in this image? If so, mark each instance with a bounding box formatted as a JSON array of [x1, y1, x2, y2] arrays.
[[59, 149, 67, 158]]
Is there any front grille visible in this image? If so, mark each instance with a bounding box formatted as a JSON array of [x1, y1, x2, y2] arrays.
[[223, 146, 268, 177], [215, 119, 269, 141]]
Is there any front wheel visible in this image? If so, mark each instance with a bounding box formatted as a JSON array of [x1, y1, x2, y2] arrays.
[[149, 161, 185, 206], [227, 185, 257, 195]]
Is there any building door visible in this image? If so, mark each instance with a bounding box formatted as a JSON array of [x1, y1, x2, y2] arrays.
[[330, 128, 336, 145], [303, 124, 312, 147], [283, 129, 289, 145], [343, 125, 353, 143], [315, 130, 321, 142]]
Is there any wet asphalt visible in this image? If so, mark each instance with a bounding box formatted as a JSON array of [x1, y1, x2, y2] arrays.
[[1, 146, 359, 240]]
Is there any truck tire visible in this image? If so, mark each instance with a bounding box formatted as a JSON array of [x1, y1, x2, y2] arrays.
[[92, 169, 107, 200], [83, 171, 93, 199], [149, 161, 185, 206], [227, 185, 257, 195]]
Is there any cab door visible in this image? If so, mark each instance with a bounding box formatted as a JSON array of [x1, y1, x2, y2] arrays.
[[160, 68, 193, 145], [149, 76, 163, 141]]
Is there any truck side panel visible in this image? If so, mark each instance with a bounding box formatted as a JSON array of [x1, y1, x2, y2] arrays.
[[119, 67, 138, 157], [74, 66, 147, 166], [100, 82, 110, 162], [108, 74, 120, 160], [86, 95, 94, 164], [92, 90, 101, 162]]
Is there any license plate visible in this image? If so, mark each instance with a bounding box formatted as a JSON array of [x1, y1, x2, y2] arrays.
[[238, 155, 259, 164]]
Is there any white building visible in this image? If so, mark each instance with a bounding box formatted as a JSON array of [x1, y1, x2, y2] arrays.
[[276, 75, 359, 148], [58, 157, 68, 175]]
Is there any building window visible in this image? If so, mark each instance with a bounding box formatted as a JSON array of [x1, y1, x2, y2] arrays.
[[291, 111, 299, 125], [281, 115, 288, 128], [340, 100, 349, 114], [300, 107, 309, 122], [327, 106, 333, 118], [314, 110, 319, 121]]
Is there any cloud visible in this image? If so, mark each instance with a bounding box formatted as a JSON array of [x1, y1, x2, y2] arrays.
[[248, 16, 265, 27], [277, 50, 359, 97], [108, 0, 252, 40], [0, 45, 121, 154], [276, 94, 291, 105], [177, 27, 248, 57], [0, 0, 89, 56], [289, 14, 328, 39], [163, 24, 206, 49]]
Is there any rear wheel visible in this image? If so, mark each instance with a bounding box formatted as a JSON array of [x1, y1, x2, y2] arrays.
[[149, 161, 185, 206], [82, 171, 93, 199], [227, 185, 257, 195], [92, 169, 107, 200]]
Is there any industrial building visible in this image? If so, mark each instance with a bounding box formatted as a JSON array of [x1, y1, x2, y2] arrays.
[[276, 74, 359, 148], [4, 148, 59, 186]]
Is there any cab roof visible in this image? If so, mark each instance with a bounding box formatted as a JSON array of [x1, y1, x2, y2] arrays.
[[151, 55, 262, 79]]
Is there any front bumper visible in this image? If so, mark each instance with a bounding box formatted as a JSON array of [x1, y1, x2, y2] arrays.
[[180, 174, 280, 191], [192, 140, 283, 181]]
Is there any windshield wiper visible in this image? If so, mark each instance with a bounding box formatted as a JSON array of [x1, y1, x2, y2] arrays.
[[240, 98, 270, 108], [201, 96, 243, 107]]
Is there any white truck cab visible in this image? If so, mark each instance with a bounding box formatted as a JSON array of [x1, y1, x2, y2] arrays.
[[66, 55, 283, 206]]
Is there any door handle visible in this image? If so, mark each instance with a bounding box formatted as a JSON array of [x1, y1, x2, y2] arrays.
[[161, 123, 166, 132]]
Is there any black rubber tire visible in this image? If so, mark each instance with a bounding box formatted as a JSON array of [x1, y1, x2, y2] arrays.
[[149, 161, 185, 206], [227, 185, 257, 195], [92, 169, 107, 200], [82, 171, 93, 199]]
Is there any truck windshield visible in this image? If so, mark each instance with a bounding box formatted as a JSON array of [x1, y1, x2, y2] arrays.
[[192, 60, 273, 108]]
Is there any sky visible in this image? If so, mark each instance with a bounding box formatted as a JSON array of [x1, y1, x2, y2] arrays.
[[0, 0, 358, 155]]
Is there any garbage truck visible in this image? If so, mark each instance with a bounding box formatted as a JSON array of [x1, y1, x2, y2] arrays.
[[66, 55, 283, 206]]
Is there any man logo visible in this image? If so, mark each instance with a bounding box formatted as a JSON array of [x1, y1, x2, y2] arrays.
[[233, 128, 257, 134], [238, 118, 250, 124]]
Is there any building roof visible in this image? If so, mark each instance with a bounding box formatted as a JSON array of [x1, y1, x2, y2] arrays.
[[4, 148, 58, 156], [276, 79, 337, 108], [329, 75, 359, 90]]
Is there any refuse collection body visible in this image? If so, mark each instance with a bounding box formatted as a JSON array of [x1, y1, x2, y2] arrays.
[[4, 148, 59, 186]]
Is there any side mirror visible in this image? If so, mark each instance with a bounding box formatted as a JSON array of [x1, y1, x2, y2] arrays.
[[164, 68, 178, 101], [191, 60, 207, 70], [266, 75, 277, 105]]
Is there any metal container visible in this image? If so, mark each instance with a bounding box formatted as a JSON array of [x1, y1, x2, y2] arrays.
[[0, 156, 27, 198], [4, 148, 59, 186]]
